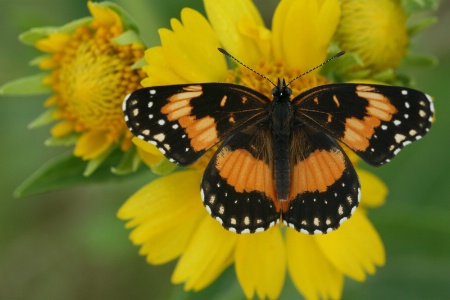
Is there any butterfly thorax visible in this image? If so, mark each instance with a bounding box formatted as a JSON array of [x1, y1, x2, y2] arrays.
[[270, 79, 294, 202]]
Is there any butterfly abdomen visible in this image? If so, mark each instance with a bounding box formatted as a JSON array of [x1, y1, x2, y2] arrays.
[[271, 98, 293, 202]]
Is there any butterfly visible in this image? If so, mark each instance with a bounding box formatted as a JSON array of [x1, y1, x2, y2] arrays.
[[123, 50, 434, 234]]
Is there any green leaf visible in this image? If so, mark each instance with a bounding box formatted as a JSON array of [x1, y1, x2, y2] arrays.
[[28, 109, 55, 128], [84, 147, 116, 177], [14, 150, 153, 197], [111, 147, 141, 175], [0, 74, 52, 95]]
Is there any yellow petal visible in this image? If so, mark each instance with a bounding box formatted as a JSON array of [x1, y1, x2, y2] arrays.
[[234, 227, 285, 299], [204, 0, 271, 64], [358, 168, 388, 208], [50, 120, 74, 138], [38, 56, 59, 70], [142, 46, 188, 86], [315, 210, 385, 281], [88, 1, 123, 31], [286, 229, 343, 300], [136, 146, 164, 167], [118, 170, 205, 264], [272, 0, 340, 71], [158, 8, 228, 83], [171, 216, 237, 291], [35, 33, 71, 52], [73, 130, 112, 160], [132, 137, 163, 156]]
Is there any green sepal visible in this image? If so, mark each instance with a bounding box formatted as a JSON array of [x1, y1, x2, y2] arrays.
[[29, 55, 52, 66], [150, 157, 177, 176], [28, 109, 55, 128], [400, 53, 438, 68], [321, 51, 367, 81], [0, 73, 52, 95], [101, 2, 140, 33], [14, 149, 143, 197], [112, 30, 142, 45], [371, 69, 396, 82], [19, 17, 91, 45], [131, 57, 147, 70], [401, 0, 439, 14], [408, 17, 438, 36], [111, 146, 142, 175], [44, 134, 79, 146]]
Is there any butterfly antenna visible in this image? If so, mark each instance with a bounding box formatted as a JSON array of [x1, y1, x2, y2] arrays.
[[286, 51, 345, 87], [218, 48, 277, 87]]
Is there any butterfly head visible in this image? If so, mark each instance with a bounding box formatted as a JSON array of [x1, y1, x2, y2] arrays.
[[272, 78, 292, 102]]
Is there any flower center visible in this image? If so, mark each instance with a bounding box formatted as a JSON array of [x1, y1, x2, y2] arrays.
[[227, 60, 330, 100], [53, 26, 145, 141], [336, 0, 408, 72]]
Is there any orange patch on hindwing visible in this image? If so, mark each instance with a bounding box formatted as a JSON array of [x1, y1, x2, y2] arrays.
[[341, 85, 397, 151], [215, 148, 277, 202], [161, 85, 219, 151], [289, 149, 346, 199]]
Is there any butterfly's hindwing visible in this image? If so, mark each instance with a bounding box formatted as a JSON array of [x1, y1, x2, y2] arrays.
[[294, 84, 434, 165], [123, 83, 270, 165], [282, 127, 360, 234], [201, 125, 280, 233]]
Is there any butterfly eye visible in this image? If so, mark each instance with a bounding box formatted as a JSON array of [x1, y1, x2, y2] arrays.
[[271, 87, 279, 96]]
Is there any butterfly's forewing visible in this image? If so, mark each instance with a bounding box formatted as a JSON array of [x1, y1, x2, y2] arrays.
[[282, 126, 360, 234], [293, 84, 434, 166], [201, 124, 280, 233], [123, 83, 270, 166]]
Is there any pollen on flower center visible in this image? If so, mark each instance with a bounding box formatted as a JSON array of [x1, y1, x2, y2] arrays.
[[226, 60, 330, 99], [51, 26, 145, 140]]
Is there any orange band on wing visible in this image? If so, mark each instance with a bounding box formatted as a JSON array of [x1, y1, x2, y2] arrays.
[[215, 148, 277, 202], [289, 149, 346, 199], [341, 85, 398, 151], [161, 85, 219, 151]]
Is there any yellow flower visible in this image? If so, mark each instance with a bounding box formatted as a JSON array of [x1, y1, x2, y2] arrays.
[[30, 1, 146, 162], [335, 0, 409, 72], [119, 0, 389, 299]]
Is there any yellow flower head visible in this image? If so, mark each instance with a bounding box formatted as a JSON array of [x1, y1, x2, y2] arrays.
[[31, 1, 146, 161], [336, 0, 409, 72], [119, 0, 389, 299]]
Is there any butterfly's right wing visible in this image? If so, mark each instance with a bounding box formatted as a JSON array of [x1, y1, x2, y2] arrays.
[[293, 83, 434, 166], [123, 83, 270, 166]]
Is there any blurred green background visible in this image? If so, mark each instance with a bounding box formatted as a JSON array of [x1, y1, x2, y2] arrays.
[[0, 1, 449, 299]]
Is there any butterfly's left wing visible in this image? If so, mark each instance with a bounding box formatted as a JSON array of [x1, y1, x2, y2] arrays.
[[123, 83, 270, 166], [293, 83, 434, 166]]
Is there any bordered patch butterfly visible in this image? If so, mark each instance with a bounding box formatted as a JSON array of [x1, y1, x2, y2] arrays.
[[123, 49, 434, 234]]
